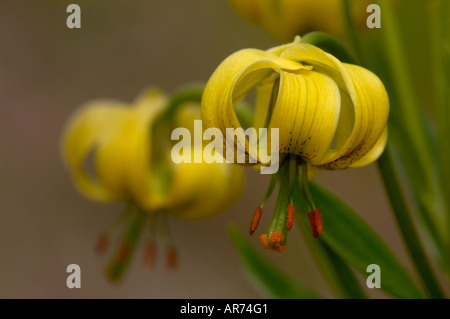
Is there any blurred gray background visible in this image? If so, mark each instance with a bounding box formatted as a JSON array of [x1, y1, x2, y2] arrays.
[[0, 0, 416, 298]]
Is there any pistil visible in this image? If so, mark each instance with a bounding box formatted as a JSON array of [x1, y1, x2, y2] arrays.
[[105, 203, 147, 281], [260, 159, 294, 252]]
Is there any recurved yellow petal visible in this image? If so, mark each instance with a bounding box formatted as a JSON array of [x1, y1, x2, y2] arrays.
[[127, 89, 169, 208], [322, 64, 389, 169], [202, 48, 308, 163], [62, 100, 129, 201], [267, 69, 341, 165], [169, 104, 245, 219], [349, 127, 388, 168], [202, 48, 303, 128], [62, 89, 168, 206], [167, 149, 245, 220], [278, 43, 389, 168]]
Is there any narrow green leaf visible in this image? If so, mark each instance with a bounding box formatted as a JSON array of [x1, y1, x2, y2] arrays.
[[375, 0, 447, 267], [378, 146, 446, 298], [430, 0, 450, 273], [228, 224, 320, 299], [294, 183, 424, 299], [295, 209, 367, 299]]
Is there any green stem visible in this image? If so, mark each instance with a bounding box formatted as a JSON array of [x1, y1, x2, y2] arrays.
[[377, 146, 445, 298], [158, 84, 204, 123], [151, 84, 205, 195], [342, 0, 365, 64], [159, 83, 254, 131], [302, 31, 356, 64]]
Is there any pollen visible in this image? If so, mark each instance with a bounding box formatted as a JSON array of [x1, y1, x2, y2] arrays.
[[249, 206, 263, 235], [259, 234, 268, 248], [259, 231, 288, 252]]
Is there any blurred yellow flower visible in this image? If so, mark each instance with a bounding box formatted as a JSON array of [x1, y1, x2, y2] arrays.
[[229, 0, 368, 41], [62, 88, 244, 278], [202, 36, 389, 251]]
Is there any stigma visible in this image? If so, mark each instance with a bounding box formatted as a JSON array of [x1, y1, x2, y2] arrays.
[[259, 231, 288, 252]]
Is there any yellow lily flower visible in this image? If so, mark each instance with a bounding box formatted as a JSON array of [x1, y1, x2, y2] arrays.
[[229, 0, 368, 42], [202, 36, 389, 252], [62, 88, 244, 278]]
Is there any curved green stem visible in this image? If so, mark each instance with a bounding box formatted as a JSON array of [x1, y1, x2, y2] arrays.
[[377, 146, 445, 298], [160, 83, 254, 129], [302, 31, 356, 64], [159, 84, 205, 123]]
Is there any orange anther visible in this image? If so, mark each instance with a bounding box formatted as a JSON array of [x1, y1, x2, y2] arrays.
[[95, 233, 109, 255], [286, 204, 294, 231], [167, 247, 177, 270], [144, 242, 156, 269], [308, 211, 318, 238], [313, 209, 323, 234], [249, 207, 263, 235]]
